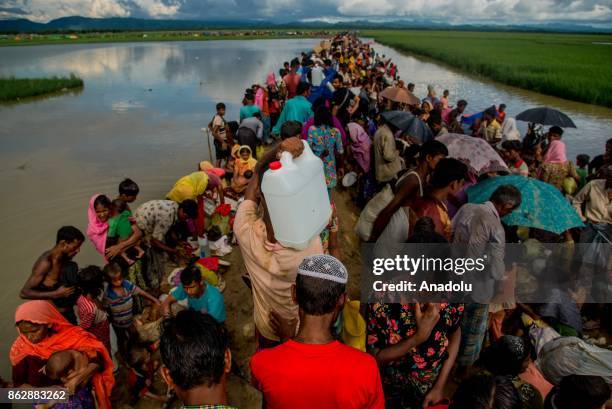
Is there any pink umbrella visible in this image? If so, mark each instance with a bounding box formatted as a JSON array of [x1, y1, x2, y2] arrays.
[[436, 133, 509, 176]]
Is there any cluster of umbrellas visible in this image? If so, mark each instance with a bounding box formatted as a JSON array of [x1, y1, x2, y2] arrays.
[[379, 101, 582, 234], [381, 105, 577, 174], [441, 107, 582, 234]]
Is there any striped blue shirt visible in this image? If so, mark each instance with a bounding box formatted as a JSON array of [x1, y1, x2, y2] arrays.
[[104, 280, 137, 328]]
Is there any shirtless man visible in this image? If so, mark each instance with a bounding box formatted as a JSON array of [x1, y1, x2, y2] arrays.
[[20, 226, 84, 323]]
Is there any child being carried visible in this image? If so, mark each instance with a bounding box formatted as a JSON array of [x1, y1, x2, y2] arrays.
[[44, 349, 97, 408], [106, 199, 144, 265]]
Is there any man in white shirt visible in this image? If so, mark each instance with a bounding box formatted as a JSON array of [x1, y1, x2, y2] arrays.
[[310, 62, 325, 86]]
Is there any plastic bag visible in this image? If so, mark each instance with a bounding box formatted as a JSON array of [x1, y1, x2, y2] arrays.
[[196, 264, 219, 286], [211, 204, 231, 235], [340, 299, 366, 352], [355, 184, 393, 241], [134, 306, 164, 343], [536, 336, 612, 385], [204, 197, 217, 215], [209, 236, 232, 257], [526, 318, 561, 355]]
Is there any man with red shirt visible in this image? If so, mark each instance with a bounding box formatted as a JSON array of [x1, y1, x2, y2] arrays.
[[250, 255, 384, 409], [283, 58, 302, 99]]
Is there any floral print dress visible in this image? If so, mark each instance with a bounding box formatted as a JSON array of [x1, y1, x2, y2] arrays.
[[367, 303, 464, 405], [307, 125, 344, 189]]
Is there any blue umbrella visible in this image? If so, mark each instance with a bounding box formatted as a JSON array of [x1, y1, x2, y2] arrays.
[[467, 175, 584, 234]]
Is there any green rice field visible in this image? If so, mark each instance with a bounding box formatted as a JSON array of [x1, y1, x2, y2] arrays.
[[0, 74, 83, 101], [365, 30, 612, 108]]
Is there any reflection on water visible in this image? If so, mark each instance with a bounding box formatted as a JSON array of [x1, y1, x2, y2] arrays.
[[1, 39, 612, 378], [0, 86, 84, 106], [112, 99, 146, 113], [0, 39, 318, 378]]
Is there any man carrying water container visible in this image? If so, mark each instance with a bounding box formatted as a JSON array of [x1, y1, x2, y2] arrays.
[[234, 137, 323, 349]]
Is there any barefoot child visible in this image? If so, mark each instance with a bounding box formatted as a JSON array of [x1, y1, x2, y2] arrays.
[[127, 345, 168, 403], [107, 199, 144, 265], [210, 102, 229, 168], [103, 263, 160, 359]]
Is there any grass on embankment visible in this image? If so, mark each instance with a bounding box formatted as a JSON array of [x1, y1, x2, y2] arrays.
[[0, 74, 83, 101], [364, 30, 612, 108]]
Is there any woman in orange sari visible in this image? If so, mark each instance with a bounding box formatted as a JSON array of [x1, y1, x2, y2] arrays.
[[10, 300, 114, 409]]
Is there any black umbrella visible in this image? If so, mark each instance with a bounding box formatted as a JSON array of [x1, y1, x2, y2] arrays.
[[381, 110, 433, 142], [516, 107, 576, 128], [382, 110, 413, 130]]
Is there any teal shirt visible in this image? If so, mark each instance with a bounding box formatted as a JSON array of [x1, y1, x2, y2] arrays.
[[272, 96, 313, 135], [239, 104, 261, 122], [170, 283, 226, 323]]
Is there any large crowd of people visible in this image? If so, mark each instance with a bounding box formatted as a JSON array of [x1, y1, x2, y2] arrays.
[[6, 33, 612, 409]]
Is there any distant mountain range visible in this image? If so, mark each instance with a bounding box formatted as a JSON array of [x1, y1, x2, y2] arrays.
[[1, 16, 611, 34]]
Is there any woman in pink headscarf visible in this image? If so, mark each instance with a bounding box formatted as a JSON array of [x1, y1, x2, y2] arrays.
[[538, 126, 579, 192], [87, 194, 111, 258], [87, 194, 141, 261]]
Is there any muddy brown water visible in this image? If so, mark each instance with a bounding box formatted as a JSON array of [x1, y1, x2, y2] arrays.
[[1, 38, 612, 382]]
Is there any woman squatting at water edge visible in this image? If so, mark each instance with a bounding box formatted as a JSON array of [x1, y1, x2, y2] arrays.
[[8, 33, 612, 409]]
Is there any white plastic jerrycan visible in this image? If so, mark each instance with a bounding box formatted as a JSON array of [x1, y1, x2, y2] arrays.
[[261, 140, 331, 250]]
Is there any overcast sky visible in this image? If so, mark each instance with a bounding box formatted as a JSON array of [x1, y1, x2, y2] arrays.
[[1, 0, 611, 24]]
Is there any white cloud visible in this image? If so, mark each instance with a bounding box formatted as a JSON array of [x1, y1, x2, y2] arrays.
[[1, 0, 611, 24], [21, 0, 130, 22], [131, 0, 181, 17], [341, 0, 612, 22]]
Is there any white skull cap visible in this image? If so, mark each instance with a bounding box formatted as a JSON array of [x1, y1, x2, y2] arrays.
[[297, 254, 348, 284]]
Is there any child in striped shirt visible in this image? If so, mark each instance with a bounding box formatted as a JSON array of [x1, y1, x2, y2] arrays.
[[103, 263, 160, 359]]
